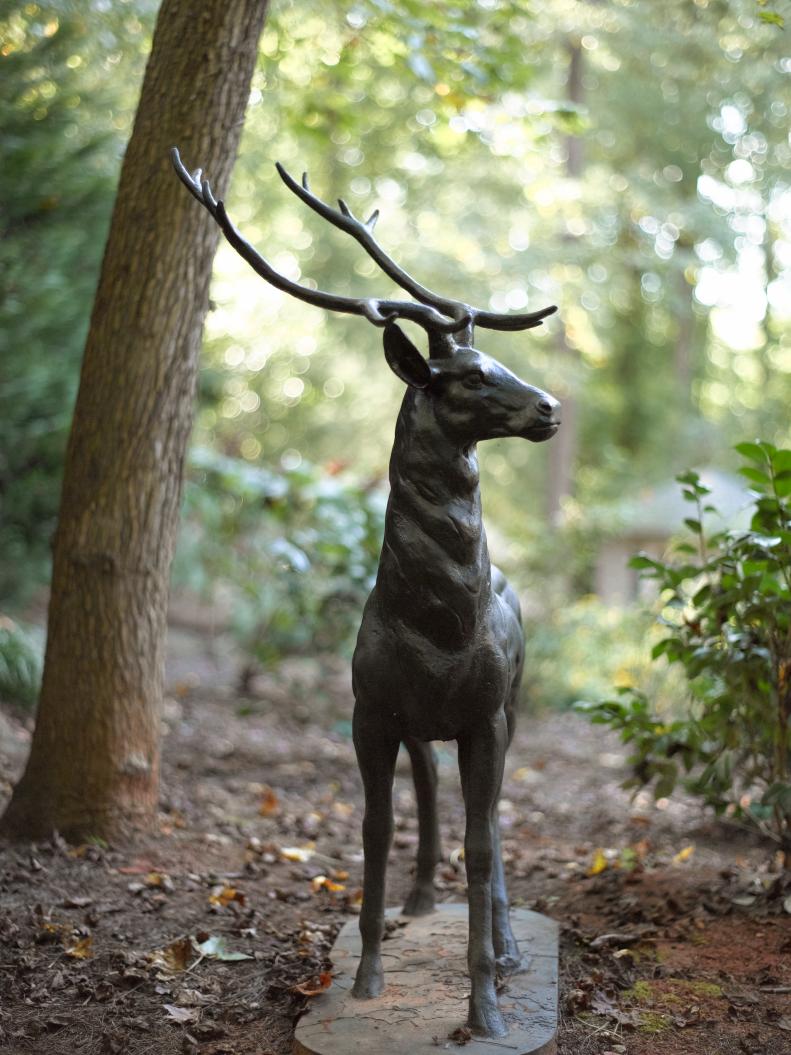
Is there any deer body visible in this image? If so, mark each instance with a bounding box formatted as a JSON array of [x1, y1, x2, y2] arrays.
[[353, 387, 521, 745], [172, 149, 560, 1038]]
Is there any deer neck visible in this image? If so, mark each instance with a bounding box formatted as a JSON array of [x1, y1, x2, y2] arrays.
[[377, 388, 491, 648]]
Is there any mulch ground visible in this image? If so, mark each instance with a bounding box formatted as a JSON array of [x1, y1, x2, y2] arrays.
[[1, 633, 790, 1055]]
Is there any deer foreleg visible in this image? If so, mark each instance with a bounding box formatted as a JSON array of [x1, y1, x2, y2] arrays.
[[458, 714, 508, 1038], [403, 737, 441, 916], [351, 705, 399, 999]]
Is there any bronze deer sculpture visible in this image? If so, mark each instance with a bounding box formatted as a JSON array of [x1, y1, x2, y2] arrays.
[[172, 148, 560, 1038]]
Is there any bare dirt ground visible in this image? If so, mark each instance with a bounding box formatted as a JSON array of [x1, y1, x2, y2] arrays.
[[1, 626, 790, 1055]]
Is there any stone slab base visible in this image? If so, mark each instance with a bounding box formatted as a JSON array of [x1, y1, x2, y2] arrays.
[[294, 903, 558, 1055]]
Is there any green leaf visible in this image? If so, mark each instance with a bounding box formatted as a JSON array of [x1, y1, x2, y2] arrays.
[[629, 554, 661, 571], [692, 583, 711, 605], [763, 783, 791, 812], [738, 466, 771, 485], [735, 441, 771, 464], [654, 771, 677, 800], [758, 10, 785, 26], [673, 542, 698, 555], [684, 518, 702, 533]]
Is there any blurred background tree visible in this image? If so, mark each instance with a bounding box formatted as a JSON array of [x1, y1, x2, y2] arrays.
[[0, 0, 156, 600], [1, 0, 789, 706]]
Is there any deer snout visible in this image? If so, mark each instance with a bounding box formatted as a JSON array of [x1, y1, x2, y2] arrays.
[[536, 394, 561, 422]]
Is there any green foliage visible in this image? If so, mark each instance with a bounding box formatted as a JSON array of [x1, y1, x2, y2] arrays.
[[577, 442, 791, 855], [521, 596, 686, 711], [0, 0, 152, 602], [2, 0, 790, 617], [172, 448, 386, 670], [0, 617, 43, 710]]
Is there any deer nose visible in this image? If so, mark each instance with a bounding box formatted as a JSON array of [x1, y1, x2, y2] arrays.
[[537, 398, 555, 417]]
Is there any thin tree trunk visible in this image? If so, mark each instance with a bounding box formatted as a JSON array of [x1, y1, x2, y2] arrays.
[[1, 0, 269, 841], [547, 40, 583, 524]]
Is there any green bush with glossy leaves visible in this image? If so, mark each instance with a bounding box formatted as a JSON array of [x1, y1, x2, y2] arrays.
[[576, 441, 791, 861]]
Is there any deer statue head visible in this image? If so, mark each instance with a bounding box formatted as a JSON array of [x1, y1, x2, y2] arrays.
[[170, 147, 560, 448]]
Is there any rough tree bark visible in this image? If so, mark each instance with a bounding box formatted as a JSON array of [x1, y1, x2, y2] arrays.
[[0, 0, 269, 841]]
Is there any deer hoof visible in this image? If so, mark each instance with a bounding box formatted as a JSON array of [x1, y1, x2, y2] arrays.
[[468, 994, 507, 1038], [351, 958, 384, 999], [402, 884, 436, 917], [496, 950, 528, 975]]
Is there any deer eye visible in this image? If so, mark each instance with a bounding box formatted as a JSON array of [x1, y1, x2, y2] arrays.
[[462, 371, 486, 389]]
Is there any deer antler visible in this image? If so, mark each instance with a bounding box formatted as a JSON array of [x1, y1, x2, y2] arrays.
[[171, 148, 463, 333], [275, 162, 557, 335]]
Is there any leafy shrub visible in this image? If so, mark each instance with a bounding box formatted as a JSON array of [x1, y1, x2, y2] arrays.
[[0, 616, 43, 710], [173, 448, 386, 678], [576, 441, 791, 861]]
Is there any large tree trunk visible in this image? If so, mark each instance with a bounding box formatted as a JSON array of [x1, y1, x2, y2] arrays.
[[1, 0, 269, 841]]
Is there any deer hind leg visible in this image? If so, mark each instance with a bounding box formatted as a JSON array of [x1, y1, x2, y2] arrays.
[[492, 694, 524, 973], [490, 803, 522, 972], [402, 738, 441, 917], [351, 705, 399, 999], [458, 714, 508, 1038]]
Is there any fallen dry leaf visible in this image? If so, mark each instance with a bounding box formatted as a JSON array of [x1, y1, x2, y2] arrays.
[[672, 845, 695, 865], [208, 884, 246, 908], [588, 849, 608, 876], [163, 1004, 199, 1024], [65, 935, 93, 960], [145, 871, 175, 892], [280, 844, 315, 863], [448, 1025, 473, 1044], [311, 875, 346, 893], [292, 971, 332, 997], [61, 896, 92, 909], [259, 786, 280, 817], [39, 920, 71, 940], [150, 936, 195, 973], [117, 859, 159, 875]]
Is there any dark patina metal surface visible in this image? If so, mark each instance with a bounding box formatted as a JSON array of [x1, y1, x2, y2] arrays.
[[172, 149, 561, 1039]]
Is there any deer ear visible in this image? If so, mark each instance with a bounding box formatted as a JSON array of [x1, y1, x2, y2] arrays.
[[383, 323, 433, 389]]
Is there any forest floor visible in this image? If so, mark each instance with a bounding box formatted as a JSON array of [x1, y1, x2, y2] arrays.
[[1, 625, 790, 1055]]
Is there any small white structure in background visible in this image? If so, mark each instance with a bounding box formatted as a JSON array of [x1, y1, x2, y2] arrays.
[[595, 468, 754, 606]]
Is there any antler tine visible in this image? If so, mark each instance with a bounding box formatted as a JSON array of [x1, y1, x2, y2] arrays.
[[170, 148, 463, 333], [275, 162, 557, 338], [171, 147, 209, 208], [275, 161, 468, 324], [475, 304, 558, 332]]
